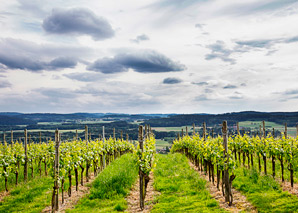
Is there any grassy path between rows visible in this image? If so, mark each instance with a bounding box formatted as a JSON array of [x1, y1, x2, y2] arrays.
[[0, 176, 52, 212], [233, 167, 298, 212], [67, 153, 138, 212], [151, 153, 225, 212]]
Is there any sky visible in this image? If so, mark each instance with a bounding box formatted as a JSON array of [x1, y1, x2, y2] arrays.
[[1, 0, 298, 114]]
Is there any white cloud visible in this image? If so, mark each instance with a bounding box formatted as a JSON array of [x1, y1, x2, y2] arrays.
[[0, 0, 298, 113]]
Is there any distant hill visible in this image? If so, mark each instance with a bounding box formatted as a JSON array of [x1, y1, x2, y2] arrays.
[[144, 111, 298, 127], [0, 115, 37, 125], [1, 111, 298, 127]]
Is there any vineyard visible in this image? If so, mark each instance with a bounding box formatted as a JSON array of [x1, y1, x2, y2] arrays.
[[2, 122, 298, 212]]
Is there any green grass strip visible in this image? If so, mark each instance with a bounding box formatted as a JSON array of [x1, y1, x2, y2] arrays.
[[0, 176, 52, 213], [67, 153, 138, 213], [233, 167, 298, 212], [152, 153, 225, 213]]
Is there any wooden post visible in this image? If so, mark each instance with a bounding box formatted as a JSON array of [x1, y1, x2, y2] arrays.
[[126, 133, 129, 141], [262, 121, 266, 138], [11, 130, 13, 145], [76, 130, 78, 141], [120, 130, 123, 140], [113, 128, 116, 139], [3, 131, 5, 143], [24, 129, 28, 182], [296, 125, 298, 138], [222, 121, 231, 205], [203, 122, 206, 141], [181, 129, 184, 137], [177, 133, 180, 140], [52, 129, 60, 212], [39, 131, 42, 143], [102, 126, 106, 169], [285, 123, 287, 139], [193, 123, 195, 135], [237, 122, 240, 135], [186, 126, 188, 136], [138, 125, 144, 210], [85, 125, 88, 144], [263, 121, 267, 175], [272, 128, 275, 138], [259, 125, 262, 138]]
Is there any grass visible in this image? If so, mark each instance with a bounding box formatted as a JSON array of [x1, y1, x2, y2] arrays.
[[0, 176, 53, 212], [239, 121, 297, 137], [0, 161, 50, 192], [67, 153, 138, 212], [152, 153, 225, 213], [233, 167, 298, 212], [155, 139, 171, 150], [152, 125, 195, 132]]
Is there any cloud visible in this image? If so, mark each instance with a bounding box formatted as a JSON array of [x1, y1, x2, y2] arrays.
[[205, 41, 235, 64], [283, 89, 298, 95], [206, 36, 298, 64], [48, 57, 77, 70], [223, 84, 237, 89], [0, 38, 91, 72], [37, 88, 77, 99], [285, 35, 298, 43], [235, 39, 275, 48], [0, 79, 11, 88], [204, 88, 213, 93], [64, 72, 102, 82], [163, 77, 182, 84], [192, 81, 208, 86], [149, 0, 207, 10], [0, 54, 78, 71], [42, 8, 115, 40], [88, 50, 186, 74], [131, 34, 150, 43], [195, 23, 205, 29], [222, 0, 298, 16], [194, 94, 208, 101], [229, 95, 243, 100]]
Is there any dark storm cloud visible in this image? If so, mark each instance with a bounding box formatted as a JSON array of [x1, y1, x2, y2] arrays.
[[0, 38, 91, 72], [131, 34, 150, 43], [42, 8, 115, 40], [163, 77, 182, 84], [88, 50, 186, 74]]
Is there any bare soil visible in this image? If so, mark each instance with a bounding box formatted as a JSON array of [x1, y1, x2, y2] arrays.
[[189, 161, 257, 212], [0, 191, 10, 203], [126, 172, 159, 213], [280, 180, 298, 197], [42, 173, 96, 213]]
